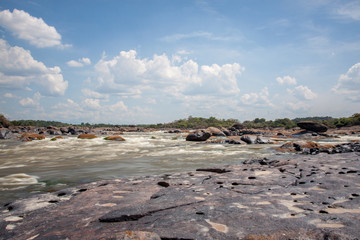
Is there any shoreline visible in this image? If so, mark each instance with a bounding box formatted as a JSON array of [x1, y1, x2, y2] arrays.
[[1, 152, 360, 239]]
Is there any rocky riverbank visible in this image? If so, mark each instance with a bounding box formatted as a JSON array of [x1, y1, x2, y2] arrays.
[[1, 151, 360, 239]]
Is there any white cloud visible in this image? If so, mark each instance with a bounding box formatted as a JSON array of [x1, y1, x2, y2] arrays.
[[240, 87, 274, 107], [332, 62, 360, 101], [288, 85, 317, 100], [337, 1, 360, 21], [160, 31, 238, 42], [4, 93, 14, 98], [109, 101, 128, 112], [83, 98, 101, 110], [0, 9, 67, 48], [19, 92, 41, 107], [67, 58, 91, 67], [0, 39, 68, 95], [94, 50, 244, 97], [81, 88, 108, 99], [146, 98, 157, 104], [286, 101, 310, 112], [241, 92, 259, 105], [276, 75, 297, 85]]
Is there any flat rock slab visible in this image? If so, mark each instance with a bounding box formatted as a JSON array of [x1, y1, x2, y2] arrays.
[[1, 153, 360, 239]]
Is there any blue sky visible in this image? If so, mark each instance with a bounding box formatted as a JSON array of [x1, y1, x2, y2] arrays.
[[0, 0, 359, 124]]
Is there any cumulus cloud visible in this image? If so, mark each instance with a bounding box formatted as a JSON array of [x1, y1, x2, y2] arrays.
[[81, 88, 108, 99], [4, 93, 14, 98], [94, 50, 244, 97], [109, 101, 128, 112], [0, 9, 68, 48], [19, 92, 41, 107], [0, 39, 68, 95], [286, 101, 310, 112], [83, 98, 101, 110], [240, 87, 274, 107], [276, 75, 297, 85], [332, 62, 360, 101], [67, 58, 91, 67], [288, 85, 317, 100]]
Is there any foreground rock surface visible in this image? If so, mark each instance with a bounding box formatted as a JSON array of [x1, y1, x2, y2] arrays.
[[1, 152, 360, 239]]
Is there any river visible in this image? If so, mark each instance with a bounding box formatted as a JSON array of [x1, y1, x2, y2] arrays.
[[0, 131, 358, 204]]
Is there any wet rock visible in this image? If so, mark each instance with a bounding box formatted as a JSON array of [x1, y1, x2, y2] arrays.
[[67, 126, 77, 135], [206, 127, 226, 137], [78, 133, 97, 139], [297, 121, 328, 133], [231, 122, 245, 130], [104, 135, 125, 141], [50, 136, 63, 141], [220, 127, 231, 136], [241, 135, 257, 144], [186, 130, 211, 141], [254, 135, 273, 144], [20, 133, 45, 141], [196, 168, 231, 174], [167, 129, 181, 133], [279, 141, 319, 152], [0, 128, 14, 139]]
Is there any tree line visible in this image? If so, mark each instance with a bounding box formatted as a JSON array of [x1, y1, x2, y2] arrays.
[[1, 113, 359, 129]]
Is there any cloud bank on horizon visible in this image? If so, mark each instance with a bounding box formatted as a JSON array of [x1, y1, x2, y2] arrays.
[[0, 1, 359, 124]]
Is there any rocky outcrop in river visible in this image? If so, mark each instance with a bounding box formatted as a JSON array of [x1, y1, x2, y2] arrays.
[[1, 151, 360, 239]]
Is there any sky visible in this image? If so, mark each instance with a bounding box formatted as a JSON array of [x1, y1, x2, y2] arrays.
[[0, 0, 359, 124]]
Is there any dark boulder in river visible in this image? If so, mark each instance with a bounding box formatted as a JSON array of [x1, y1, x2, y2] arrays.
[[186, 130, 211, 141], [205, 127, 226, 137], [297, 121, 328, 133]]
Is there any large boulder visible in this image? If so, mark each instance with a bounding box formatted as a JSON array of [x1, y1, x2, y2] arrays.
[[297, 121, 327, 133], [231, 123, 245, 130], [104, 135, 125, 141], [0, 128, 14, 139], [20, 133, 45, 141], [68, 126, 77, 135], [78, 133, 97, 139], [279, 141, 320, 152], [186, 130, 211, 141], [205, 127, 226, 136], [240, 135, 257, 144]]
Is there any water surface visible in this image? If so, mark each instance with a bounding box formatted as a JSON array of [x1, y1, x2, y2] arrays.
[[0, 131, 357, 204]]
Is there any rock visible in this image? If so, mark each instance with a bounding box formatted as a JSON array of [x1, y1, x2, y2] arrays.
[[60, 128, 68, 135], [2, 152, 360, 239], [240, 135, 257, 144], [50, 136, 63, 141], [0, 128, 14, 139], [279, 141, 319, 152], [110, 231, 161, 240], [68, 126, 77, 135], [104, 135, 126, 141], [168, 129, 181, 133], [220, 127, 231, 136], [231, 123, 245, 130], [20, 133, 45, 141], [186, 130, 211, 141], [205, 127, 226, 136], [47, 129, 61, 135], [78, 133, 97, 139], [297, 121, 328, 133]]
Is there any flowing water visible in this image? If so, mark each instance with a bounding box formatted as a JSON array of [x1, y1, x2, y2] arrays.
[[0, 131, 358, 204]]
